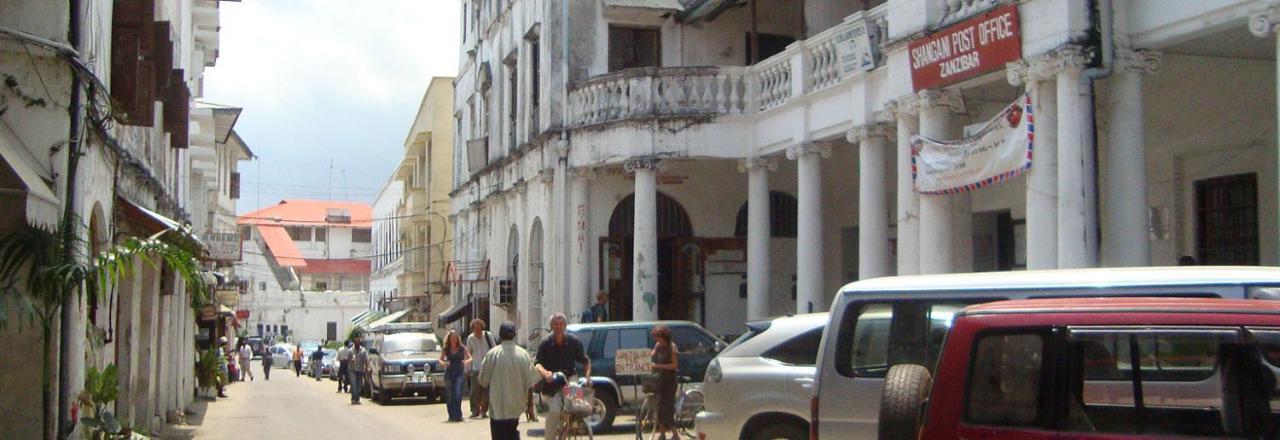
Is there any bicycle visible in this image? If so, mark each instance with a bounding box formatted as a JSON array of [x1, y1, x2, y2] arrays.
[[635, 375, 704, 440], [555, 375, 595, 440]]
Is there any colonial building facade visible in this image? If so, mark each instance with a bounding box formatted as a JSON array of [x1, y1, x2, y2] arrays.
[[1, 0, 245, 436], [453, 0, 1280, 337]]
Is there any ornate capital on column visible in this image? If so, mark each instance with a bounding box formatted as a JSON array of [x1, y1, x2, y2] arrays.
[[1006, 53, 1061, 87], [1251, 3, 1280, 37], [1116, 49, 1162, 75], [917, 89, 965, 114], [737, 157, 778, 173], [623, 157, 661, 173], [847, 122, 895, 144], [1051, 45, 1092, 73], [569, 167, 597, 180], [785, 142, 833, 160], [882, 97, 919, 120]]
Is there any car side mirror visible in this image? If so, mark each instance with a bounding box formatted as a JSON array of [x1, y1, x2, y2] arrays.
[[714, 341, 726, 353], [369, 348, 379, 355]]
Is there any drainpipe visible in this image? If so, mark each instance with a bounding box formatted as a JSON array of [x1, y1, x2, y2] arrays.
[[1082, 0, 1113, 266], [59, 0, 85, 438]]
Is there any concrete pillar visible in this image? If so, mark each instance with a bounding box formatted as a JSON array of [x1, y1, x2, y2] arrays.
[[916, 90, 963, 274], [1055, 46, 1098, 268], [626, 158, 660, 321], [890, 101, 921, 275], [568, 168, 593, 320], [1104, 49, 1161, 267], [1008, 57, 1060, 270], [1263, 12, 1280, 265], [850, 124, 894, 279], [787, 143, 830, 313], [739, 157, 776, 320]]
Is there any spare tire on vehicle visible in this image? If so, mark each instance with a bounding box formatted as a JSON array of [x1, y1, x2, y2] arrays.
[[878, 364, 932, 440]]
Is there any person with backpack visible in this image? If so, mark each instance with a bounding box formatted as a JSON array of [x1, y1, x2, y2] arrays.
[[466, 318, 497, 418]]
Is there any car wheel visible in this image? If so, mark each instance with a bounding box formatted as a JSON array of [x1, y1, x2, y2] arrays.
[[878, 364, 932, 440], [749, 423, 807, 440], [587, 387, 617, 433], [377, 388, 392, 405]]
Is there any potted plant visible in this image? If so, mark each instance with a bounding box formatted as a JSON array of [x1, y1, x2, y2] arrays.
[[78, 364, 122, 439], [194, 349, 220, 400]]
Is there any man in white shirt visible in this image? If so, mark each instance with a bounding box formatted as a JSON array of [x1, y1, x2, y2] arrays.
[[336, 341, 352, 392], [479, 321, 542, 440], [465, 318, 497, 418], [238, 342, 254, 381]]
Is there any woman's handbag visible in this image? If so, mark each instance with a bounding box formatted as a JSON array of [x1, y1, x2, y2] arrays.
[[641, 372, 660, 394], [561, 383, 595, 418]]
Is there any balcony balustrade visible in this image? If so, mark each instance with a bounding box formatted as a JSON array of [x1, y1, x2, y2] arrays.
[[567, 3, 888, 127]]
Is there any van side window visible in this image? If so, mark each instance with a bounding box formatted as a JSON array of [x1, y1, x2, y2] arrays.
[[836, 301, 970, 378], [603, 328, 648, 359], [670, 326, 716, 356], [964, 332, 1047, 427]]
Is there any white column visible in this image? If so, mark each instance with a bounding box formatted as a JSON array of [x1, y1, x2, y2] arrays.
[[787, 143, 830, 313], [1104, 49, 1161, 267], [568, 168, 593, 321], [916, 90, 963, 274], [1008, 57, 1059, 270], [1055, 46, 1097, 268], [739, 158, 775, 320], [1253, 9, 1280, 265], [627, 158, 660, 321], [890, 100, 921, 275], [851, 124, 894, 279]]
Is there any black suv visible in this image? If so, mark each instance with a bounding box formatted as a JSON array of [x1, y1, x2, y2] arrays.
[[563, 321, 725, 431]]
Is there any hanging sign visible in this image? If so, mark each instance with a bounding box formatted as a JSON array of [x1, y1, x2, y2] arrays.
[[201, 231, 242, 261], [912, 92, 1033, 195], [909, 4, 1021, 91], [615, 348, 653, 376], [835, 19, 875, 75]]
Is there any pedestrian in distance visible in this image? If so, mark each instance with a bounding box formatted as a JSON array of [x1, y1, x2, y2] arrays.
[[216, 337, 230, 398], [650, 325, 679, 440], [337, 340, 352, 392], [479, 321, 543, 440], [292, 345, 303, 377], [466, 318, 497, 418], [590, 291, 609, 322], [239, 342, 254, 381], [310, 346, 325, 381], [350, 334, 368, 404], [534, 313, 592, 439], [262, 347, 273, 380], [440, 329, 472, 422]]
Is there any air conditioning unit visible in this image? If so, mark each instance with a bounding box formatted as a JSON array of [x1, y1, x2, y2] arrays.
[[497, 279, 515, 305]]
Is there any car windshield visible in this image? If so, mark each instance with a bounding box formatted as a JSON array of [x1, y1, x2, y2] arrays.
[[382, 336, 437, 354]]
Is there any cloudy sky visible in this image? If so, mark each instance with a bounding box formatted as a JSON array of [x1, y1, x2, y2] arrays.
[[203, 1, 460, 214]]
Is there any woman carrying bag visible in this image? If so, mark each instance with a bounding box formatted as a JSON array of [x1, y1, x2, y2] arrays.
[[650, 325, 679, 440]]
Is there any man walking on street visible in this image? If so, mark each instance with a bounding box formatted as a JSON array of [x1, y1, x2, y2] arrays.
[[262, 347, 273, 380], [480, 322, 542, 440], [350, 334, 368, 404], [239, 342, 254, 381], [292, 345, 303, 377], [336, 341, 352, 392], [466, 318, 496, 418], [310, 345, 325, 381], [534, 313, 591, 439]]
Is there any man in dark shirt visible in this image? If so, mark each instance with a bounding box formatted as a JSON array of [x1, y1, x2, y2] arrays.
[[534, 313, 591, 438]]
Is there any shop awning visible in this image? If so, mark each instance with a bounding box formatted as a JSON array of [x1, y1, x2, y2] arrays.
[[437, 301, 471, 326], [365, 309, 410, 331], [351, 310, 383, 329], [116, 197, 203, 249], [350, 309, 374, 324], [0, 120, 60, 227]]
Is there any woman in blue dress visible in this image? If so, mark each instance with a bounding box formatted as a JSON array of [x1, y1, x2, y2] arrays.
[[439, 330, 472, 422]]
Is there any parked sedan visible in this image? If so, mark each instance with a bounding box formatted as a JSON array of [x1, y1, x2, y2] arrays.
[[268, 344, 296, 369], [696, 313, 827, 440]]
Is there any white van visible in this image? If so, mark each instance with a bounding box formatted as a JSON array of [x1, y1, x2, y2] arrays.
[[811, 266, 1280, 440]]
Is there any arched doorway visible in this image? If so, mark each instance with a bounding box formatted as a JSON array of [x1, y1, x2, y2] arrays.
[[603, 192, 693, 321]]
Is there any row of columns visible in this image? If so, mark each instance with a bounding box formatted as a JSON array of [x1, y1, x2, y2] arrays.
[[571, 47, 1163, 322]]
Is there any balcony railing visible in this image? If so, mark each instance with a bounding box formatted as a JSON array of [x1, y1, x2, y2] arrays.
[[567, 3, 888, 127]]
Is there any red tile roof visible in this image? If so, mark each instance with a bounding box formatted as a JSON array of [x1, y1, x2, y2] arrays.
[[257, 225, 307, 267], [237, 199, 373, 228], [297, 259, 371, 275]]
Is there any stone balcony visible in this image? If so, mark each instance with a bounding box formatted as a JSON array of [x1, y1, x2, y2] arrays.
[[567, 3, 888, 130]]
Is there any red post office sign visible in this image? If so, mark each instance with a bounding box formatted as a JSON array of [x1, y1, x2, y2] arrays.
[[910, 5, 1022, 91]]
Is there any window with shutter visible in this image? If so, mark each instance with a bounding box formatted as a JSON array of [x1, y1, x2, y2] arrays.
[[110, 0, 157, 126], [230, 172, 241, 200], [165, 69, 190, 148]]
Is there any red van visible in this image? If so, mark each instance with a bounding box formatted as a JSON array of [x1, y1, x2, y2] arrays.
[[882, 297, 1280, 440]]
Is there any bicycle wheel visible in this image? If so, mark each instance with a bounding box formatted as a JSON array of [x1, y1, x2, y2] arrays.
[[635, 396, 657, 440], [563, 415, 594, 440], [676, 390, 704, 439]]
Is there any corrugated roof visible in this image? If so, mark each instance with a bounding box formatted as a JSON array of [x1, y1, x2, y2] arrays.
[[257, 225, 307, 267], [238, 199, 373, 228], [297, 259, 370, 275]]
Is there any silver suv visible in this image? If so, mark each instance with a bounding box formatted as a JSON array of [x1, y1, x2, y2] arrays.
[[366, 331, 444, 405], [696, 313, 826, 440]]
